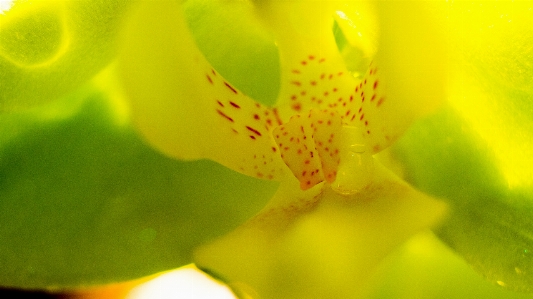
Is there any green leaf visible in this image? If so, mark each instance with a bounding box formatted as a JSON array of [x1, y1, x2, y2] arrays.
[[391, 2, 533, 292], [392, 107, 533, 293], [0, 0, 134, 111], [368, 232, 533, 299], [0, 76, 277, 289]]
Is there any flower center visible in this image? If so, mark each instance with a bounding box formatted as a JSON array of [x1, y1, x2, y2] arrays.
[[272, 110, 373, 194], [331, 125, 374, 195]]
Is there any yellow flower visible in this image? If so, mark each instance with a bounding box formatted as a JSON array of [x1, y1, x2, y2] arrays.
[[2, 0, 532, 297], [120, 1, 449, 297]]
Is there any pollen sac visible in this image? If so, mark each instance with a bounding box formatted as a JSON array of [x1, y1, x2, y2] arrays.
[[273, 114, 324, 190], [331, 125, 374, 195]]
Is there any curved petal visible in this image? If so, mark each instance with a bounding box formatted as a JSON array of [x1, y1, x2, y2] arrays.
[[120, 1, 287, 181], [334, 1, 378, 60], [367, 1, 448, 149], [252, 0, 359, 121], [194, 162, 447, 299], [0, 0, 133, 111], [253, 0, 447, 154]]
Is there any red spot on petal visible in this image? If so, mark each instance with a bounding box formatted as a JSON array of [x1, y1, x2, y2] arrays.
[[229, 101, 241, 109], [217, 110, 234, 122], [273, 108, 283, 125], [246, 126, 262, 136], [224, 82, 238, 94]]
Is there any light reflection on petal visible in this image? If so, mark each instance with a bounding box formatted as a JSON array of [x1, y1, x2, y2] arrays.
[[0, 0, 13, 14], [126, 265, 236, 299]]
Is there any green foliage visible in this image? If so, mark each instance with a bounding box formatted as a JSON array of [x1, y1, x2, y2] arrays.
[[0, 82, 277, 288], [393, 107, 533, 293]]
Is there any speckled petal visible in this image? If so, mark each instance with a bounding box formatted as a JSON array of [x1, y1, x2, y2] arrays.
[[120, 1, 287, 181], [251, 0, 357, 120]]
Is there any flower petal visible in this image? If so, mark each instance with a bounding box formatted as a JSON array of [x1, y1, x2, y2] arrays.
[[251, 0, 358, 119], [366, 1, 448, 149], [253, 1, 447, 155], [120, 1, 287, 181], [0, 0, 133, 111], [272, 109, 344, 190], [194, 162, 447, 299]]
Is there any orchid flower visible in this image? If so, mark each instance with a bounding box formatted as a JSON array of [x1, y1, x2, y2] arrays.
[[119, 1, 449, 297], [1, 0, 533, 298]]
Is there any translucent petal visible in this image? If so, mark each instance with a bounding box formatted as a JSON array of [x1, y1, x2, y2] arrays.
[[0, 0, 133, 111], [194, 162, 447, 299], [251, 0, 356, 119], [120, 2, 287, 181], [254, 0, 447, 154], [370, 0, 448, 143], [0, 1, 69, 68], [390, 2, 533, 292], [333, 0, 378, 59]]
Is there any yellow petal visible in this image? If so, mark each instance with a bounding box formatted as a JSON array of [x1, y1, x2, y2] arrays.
[[334, 1, 378, 60], [120, 1, 287, 181], [371, 0, 448, 142], [194, 162, 447, 299], [273, 113, 325, 190], [253, 1, 446, 154], [272, 109, 344, 190], [251, 0, 358, 119], [0, 1, 69, 68]]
